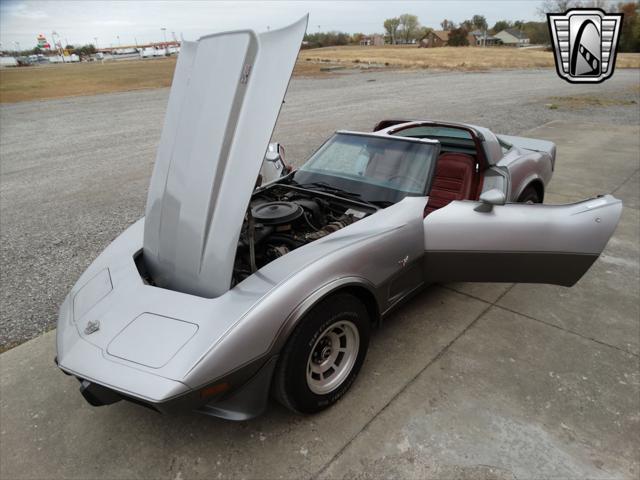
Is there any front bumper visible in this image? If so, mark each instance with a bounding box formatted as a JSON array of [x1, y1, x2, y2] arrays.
[[56, 293, 192, 405], [55, 353, 278, 420], [56, 298, 278, 420]]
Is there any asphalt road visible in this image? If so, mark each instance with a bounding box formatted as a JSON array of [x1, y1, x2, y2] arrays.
[[1, 66, 639, 478]]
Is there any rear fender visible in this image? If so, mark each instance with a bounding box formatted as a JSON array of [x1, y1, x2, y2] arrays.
[[514, 175, 545, 202]]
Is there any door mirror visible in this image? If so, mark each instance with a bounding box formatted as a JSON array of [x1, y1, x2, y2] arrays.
[[265, 143, 283, 163], [258, 143, 290, 187], [475, 188, 506, 212]]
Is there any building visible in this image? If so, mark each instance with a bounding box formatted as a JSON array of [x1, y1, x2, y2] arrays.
[[359, 34, 385, 46], [420, 30, 477, 48], [0, 57, 18, 68], [495, 29, 530, 47], [469, 30, 502, 47], [421, 30, 449, 48]]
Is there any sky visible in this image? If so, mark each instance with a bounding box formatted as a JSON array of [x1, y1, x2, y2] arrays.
[[0, 0, 546, 50]]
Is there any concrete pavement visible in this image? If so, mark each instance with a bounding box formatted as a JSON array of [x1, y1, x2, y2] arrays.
[[1, 121, 638, 479]]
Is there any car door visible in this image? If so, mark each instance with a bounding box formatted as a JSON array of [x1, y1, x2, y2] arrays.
[[423, 194, 622, 286]]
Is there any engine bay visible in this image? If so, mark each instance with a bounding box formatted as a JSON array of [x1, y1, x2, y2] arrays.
[[233, 184, 376, 284]]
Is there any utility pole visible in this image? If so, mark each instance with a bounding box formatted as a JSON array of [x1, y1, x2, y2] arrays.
[[93, 37, 98, 49]]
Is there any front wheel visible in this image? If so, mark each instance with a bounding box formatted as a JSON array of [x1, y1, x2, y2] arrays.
[[273, 293, 370, 414]]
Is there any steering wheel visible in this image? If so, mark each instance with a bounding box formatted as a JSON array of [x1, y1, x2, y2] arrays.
[[387, 175, 423, 191]]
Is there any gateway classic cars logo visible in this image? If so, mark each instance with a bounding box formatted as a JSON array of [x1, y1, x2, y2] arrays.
[[547, 8, 623, 84]]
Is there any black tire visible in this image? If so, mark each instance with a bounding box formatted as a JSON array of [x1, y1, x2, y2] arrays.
[[273, 293, 370, 414], [518, 186, 542, 204]]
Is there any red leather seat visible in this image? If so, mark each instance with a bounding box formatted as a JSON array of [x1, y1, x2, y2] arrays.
[[425, 153, 476, 215]]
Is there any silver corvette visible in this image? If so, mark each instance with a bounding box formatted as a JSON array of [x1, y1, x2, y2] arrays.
[[55, 17, 622, 420]]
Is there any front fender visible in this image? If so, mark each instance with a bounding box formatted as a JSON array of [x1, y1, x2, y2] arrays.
[[272, 276, 381, 352]]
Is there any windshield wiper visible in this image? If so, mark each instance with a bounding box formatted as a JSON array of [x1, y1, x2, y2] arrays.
[[291, 181, 380, 208], [294, 181, 361, 197]]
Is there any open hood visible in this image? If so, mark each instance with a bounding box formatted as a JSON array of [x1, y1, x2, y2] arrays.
[[143, 16, 308, 298]]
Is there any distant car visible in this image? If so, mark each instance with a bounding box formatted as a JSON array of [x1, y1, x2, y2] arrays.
[[55, 16, 622, 420]]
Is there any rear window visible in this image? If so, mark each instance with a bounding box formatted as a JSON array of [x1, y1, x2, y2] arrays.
[[393, 126, 473, 140]]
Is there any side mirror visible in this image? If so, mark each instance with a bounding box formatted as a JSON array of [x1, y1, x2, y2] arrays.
[[259, 143, 290, 187], [265, 143, 283, 163], [475, 188, 506, 212]]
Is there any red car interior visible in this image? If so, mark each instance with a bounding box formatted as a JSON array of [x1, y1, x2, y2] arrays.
[[424, 152, 483, 216]]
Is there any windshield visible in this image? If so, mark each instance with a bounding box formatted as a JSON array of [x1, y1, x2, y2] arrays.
[[293, 133, 438, 204]]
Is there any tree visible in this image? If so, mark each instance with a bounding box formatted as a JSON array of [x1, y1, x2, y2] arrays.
[[582, 0, 613, 9], [460, 19, 474, 31], [398, 13, 420, 43], [471, 14, 488, 31], [538, 0, 581, 17], [492, 20, 512, 33], [618, 1, 640, 52], [383, 17, 400, 44], [69, 44, 97, 56], [351, 33, 365, 44], [440, 19, 456, 30], [448, 27, 470, 46], [522, 21, 551, 44], [306, 31, 351, 48], [417, 26, 433, 40]]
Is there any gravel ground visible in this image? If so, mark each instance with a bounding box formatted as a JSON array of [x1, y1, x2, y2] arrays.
[[1, 68, 639, 349]]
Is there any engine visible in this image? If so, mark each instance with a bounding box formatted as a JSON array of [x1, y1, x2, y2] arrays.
[[233, 185, 373, 284]]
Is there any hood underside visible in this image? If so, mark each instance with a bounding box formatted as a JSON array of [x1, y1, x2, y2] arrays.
[[143, 16, 308, 298]]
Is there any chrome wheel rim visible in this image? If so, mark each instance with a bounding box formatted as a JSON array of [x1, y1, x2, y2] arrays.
[[306, 320, 360, 395]]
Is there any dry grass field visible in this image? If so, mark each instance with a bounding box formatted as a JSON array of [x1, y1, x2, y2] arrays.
[[299, 45, 640, 70], [0, 57, 337, 103], [1, 46, 638, 103], [0, 58, 179, 103]]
